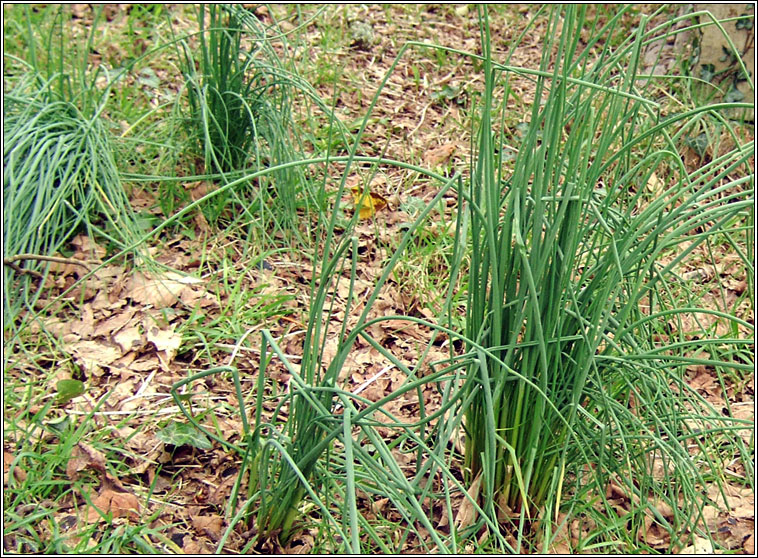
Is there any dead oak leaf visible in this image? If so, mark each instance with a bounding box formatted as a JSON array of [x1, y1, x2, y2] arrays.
[[744, 533, 754, 554], [3, 451, 27, 485], [70, 234, 106, 261], [183, 535, 214, 554], [680, 535, 714, 554], [69, 304, 96, 338], [93, 306, 138, 338]]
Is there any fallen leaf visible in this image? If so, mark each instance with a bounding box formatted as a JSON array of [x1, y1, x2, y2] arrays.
[[70, 305, 96, 338], [455, 472, 482, 530], [128, 271, 203, 307], [69, 340, 122, 375], [146, 324, 182, 368], [183, 535, 213, 554], [86, 488, 140, 523], [113, 325, 144, 353], [744, 533, 754, 554], [679, 536, 713, 554], [70, 234, 106, 261], [192, 514, 224, 541], [146, 324, 181, 352], [371, 497, 390, 515], [546, 532, 572, 554], [3, 451, 27, 485], [423, 142, 456, 167], [67, 443, 107, 481], [351, 187, 388, 220], [93, 306, 138, 338], [646, 171, 664, 195]]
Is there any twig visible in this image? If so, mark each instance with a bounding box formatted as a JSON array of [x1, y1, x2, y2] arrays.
[[3, 261, 43, 279], [4, 253, 95, 272]]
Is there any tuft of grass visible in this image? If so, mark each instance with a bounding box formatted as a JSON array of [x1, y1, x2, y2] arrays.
[[2, 5, 152, 330], [174, 5, 312, 242], [3, 74, 142, 329]]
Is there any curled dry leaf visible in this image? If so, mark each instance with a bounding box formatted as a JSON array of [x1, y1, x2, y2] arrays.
[[545, 512, 572, 554], [455, 472, 482, 531], [146, 324, 182, 353], [146, 324, 182, 370], [69, 339, 122, 376], [113, 325, 144, 353], [371, 497, 390, 515], [93, 306, 138, 338], [128, 271, 204, 307], [744, 533, 754, 554], [70, 234, 106, 261], [183, 536, 213, 555]]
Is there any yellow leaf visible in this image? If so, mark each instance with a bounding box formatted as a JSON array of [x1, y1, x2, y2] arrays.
[[351, 186, 388, 220]]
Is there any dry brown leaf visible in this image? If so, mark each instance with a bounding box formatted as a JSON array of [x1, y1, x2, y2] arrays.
[[423, 142, 457, 167], [3, 451, 27, 485], [744, 533, 754, 554], [643, 521, 669, 548], [707, 482, 754, 517], [182, 535, 213, 555], [69, 340, 122, 375], [125, 357, 158, 372], [66, 443, 107, 481], [86, 489, 141, 523], [146, 324, 181, 356], [112, 350, 138, 369], [645, 171, 664, 195], [113, 325, 144, 353], [128, 271, 203, 307], [455, 472, 482, 530], [192, 514, 225, 541], [679, 536, 713, 554], [93, 306, 138, 338], [70, 304, 96, 338], [371, 497, 390, 515], [287, 529, 316, 554], [70, 234, 106, 260], [186, 181, 211, 201]]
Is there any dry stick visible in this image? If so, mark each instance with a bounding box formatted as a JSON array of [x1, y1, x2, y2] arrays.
[[3, 253, 96, 273], [3, 261, 43, 279]]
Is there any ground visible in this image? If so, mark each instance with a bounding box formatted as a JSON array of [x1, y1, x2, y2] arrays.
[[2, 4, 754, 554]]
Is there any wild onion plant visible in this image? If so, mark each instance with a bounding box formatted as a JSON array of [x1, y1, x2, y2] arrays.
[[3, 6, 142, 328], [167, 34, 474, 546], [461, 5, 753, 549], [176, 5, 312, 236]]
